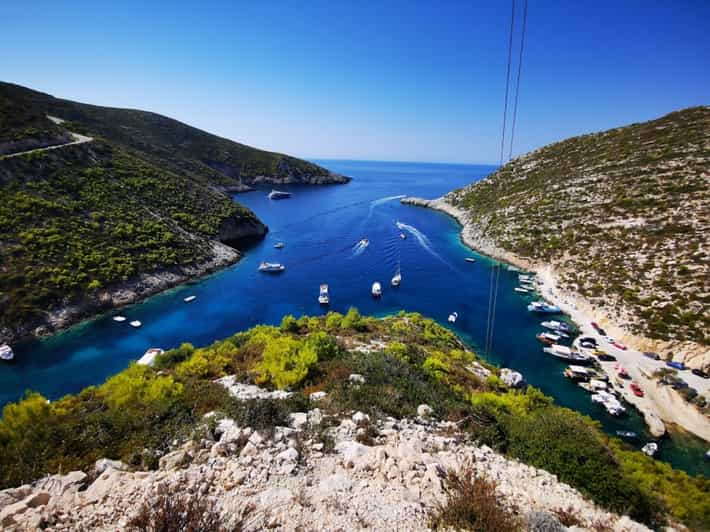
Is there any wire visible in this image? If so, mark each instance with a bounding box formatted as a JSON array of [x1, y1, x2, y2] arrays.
[[508, 0, 528, 161], [497, 0, 516, 168]]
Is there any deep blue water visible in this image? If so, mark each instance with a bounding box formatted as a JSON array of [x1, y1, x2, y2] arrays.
[[1, 160, 707, 477]]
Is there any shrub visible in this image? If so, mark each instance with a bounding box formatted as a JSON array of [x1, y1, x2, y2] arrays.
[[254, 336, 318, 390], [127, 486, 228, 531]]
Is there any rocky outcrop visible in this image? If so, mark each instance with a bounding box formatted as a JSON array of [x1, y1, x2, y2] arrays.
[[0, 409, 650, 531]]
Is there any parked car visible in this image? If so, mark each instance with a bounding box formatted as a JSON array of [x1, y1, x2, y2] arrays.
[[630, 383, 644, 397], [643, 352, 661, 360], [611, 341, 628, 351], [666, 360, 686, 371], [691, 368, 709, 379]]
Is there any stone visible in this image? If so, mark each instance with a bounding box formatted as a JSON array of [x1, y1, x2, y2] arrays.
[[23, 491, 50, 508], [276, 447, 299, 464], [309, 391, 327, 401], [417, 404, 434, 417], [308, 408, 323, 427], [95, 458, 129, 475], [84, 470, 123, 504], [216, 376, 292, 400], [33, 471, 87, 498], [240, 442, 259, 458], [526, 511, 566, 532], [336, 441, 370, 468], [348, 373, 366, 384], [317, 473, 352, 495], [500, 368, 526, 388], [352, 411, 370, 425], [289, 412, 308, 430], [158, 450, 189, 471], [0, 485, 32, 511]]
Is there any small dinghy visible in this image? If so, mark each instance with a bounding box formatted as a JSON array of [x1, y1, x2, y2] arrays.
[[0, 344, 14, 361], [129, 320, 142, 328], [371, 281, 382, 297], [465, 257, 476, 263], [113, 316, 127, 322], [616, 430, 637, 439], [274, 242, 285, 249], [318, 284, 330, 305], [259, 262, 285, 273], [641, 442, 658, 457], [183, 295, 197, 303], [448, 312, 458, 323]]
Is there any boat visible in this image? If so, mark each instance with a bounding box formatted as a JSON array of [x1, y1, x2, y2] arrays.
[[536, 331, 560, 344], [371, 281, 382, 297], [514, 287, 530, 294], [641, 442, 658, 457], [616, 430, 637, 439], [391, 267, 401, 287], [318, 284, 330, 305], [113, 316, 127, 322], [543, 344, 591, 363], [258, 262, 285, 273], [448, 312, 458, 323], [138, 348, 164, 366], [399, 233, 407, 240], [541, 320, 571, 333], [183, 295, 197, 303], [274, 242, 285, 249], [129, 320, 142, 328], [268, 189, 292, 200], [564, 365, 591, 381], [527, 301, 561, 313], [507, 266, 521, 272], [518, 274, 534, 282], [465, 257, 476, 263], [591, 390, 626, 416], [0, 344, 14, 361]]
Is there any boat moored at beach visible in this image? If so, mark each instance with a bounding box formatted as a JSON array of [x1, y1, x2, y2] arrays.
[[616, 430, 637, 439], [536, 331, 561, 344], [528, 301, 561, 313], [258, 262, 286, 273], [543, 344, 591, 363], [371, 281, 382, 297], [318, 284, 330, 305], [268, 189, 292, 200], [564, 365, 591, 381], [514, 287, 530, 294], [591, 390, 626, 416], [0, 344, 14, 361]]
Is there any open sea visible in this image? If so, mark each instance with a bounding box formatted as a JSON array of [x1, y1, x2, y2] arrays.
[[1, 160, 707, 477]]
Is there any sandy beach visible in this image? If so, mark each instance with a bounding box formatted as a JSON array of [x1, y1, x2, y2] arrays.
[[403, 196, 710, 443]]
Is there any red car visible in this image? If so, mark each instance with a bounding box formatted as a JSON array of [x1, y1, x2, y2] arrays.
[[630, 383, 644, 397], [611, 341, 627, 351]]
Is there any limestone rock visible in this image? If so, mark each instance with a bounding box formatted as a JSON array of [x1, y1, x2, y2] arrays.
[[95, 458, 130, 475], [348, 373, 365, 384], [158, 450, 190, 471], [417, 404, 434, 417]]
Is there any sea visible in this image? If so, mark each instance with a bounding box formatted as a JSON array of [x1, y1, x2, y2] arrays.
[[1, 160, 707, 477]]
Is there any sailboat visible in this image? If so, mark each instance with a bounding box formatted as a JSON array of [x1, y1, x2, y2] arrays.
[[391, 263, 401, 287]]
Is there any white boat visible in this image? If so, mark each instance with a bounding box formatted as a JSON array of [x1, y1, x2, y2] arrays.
[[391, 265, 401, 287], [591, 390, 626, 416], [268, 189, 292, 200], [465, 257, 476, 263], [448, 312, 458, 323], [514, 287, 530, 294], [274, 242, 285, 249], [358, 238, 370, 247], [113, 316, 127, 322], [138, 348, 164, 366], [399, 233, 407, 240], [0, 344, 14, 361], [543, 344, 591, 363], [564, 365, 590, 381], [318, 284, 330, 305], [371, 281, 382, 297], [129, 320, 142, 328], [183, 295, 197, 303], [519, 274, 534, 282], [641, 443, 658, 457], [508, 266, 521, 272], [536, 331, 561, 344], [528, 301, 561, 313], [541, 320, 571, 334], [258, 262, 285, 273]]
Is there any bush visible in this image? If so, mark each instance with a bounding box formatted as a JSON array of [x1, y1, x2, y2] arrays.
[[127, 486, 227, 532], [254, 336, 318, 389]]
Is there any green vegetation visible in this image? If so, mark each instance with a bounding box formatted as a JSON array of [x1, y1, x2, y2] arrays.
[[0, 311, 707, 528], [450, 106, 709, 346]]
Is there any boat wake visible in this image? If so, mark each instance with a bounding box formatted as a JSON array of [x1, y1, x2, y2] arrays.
[[351, 239, 370, 257], [395, 221, 446, 264], [363, 195, 406, 226]]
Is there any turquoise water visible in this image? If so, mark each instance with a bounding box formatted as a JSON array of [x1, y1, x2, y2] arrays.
[[1, 160, 707, 477]]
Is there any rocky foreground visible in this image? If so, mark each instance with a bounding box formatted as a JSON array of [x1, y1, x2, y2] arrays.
[[0, 388, 648, 531]]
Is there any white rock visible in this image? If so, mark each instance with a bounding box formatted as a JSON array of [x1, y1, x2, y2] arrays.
[[348, 373, 366, 384], [276, 447, 299, 464], [317, 473, 352, 495], [158, 450, 189, 471], [352, 411, 370, 425], [417, 404, 434, 417], [308, 408, 323, 427], [289, 412, 308, 430], [309, 391, 327, 401], [216, 376, 292, 400], [500, 368, 526, 388], [94, 459, 129, 475]]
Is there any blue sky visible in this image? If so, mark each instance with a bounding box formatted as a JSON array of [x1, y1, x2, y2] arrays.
[[1, 1, 708, 163]]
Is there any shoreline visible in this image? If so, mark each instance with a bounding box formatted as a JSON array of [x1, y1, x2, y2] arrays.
[[402, 196, 710, 443]]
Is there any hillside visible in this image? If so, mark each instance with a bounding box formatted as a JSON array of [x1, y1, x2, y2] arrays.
[[1, 310, 707, 530], [0, 82, 346, 343], [446, 107, 709, 363]]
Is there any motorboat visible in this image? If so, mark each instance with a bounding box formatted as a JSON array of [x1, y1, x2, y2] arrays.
[[465, 257, 476, 263], [564, 365, 591, 381], [641, 442, 658, 457], [514, 287, 530, 294], [258, 262, 285, 273], [543, 344, 591, 363], [399, 233, 407, 240], [591, 390, 626, 416], [528, 301, 561, 313], [268, 189, 292, 200], [507, 266, 521, 272], [129, 320, 142, 328], [371, 281, 382, 297], [391, 266, 401, 287], [358, 238, 370, 247], [616, 430, 637, 439], [184, 295, 197, 303], [318, 284, 330, 305], [138, 348, 164, 367], [541, 320, 571, 334], [448, 312, 458, 323], [0, 344, 14, 361], [113, 315, 127, 322], [274, 242, 285, 249], [536, 331, 560, 344]]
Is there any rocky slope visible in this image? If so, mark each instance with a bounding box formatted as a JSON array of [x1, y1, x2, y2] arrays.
[[444, 107, 709, 369]]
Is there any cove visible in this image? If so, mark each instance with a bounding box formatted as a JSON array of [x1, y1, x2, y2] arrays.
[[1, 160, 707, 477]]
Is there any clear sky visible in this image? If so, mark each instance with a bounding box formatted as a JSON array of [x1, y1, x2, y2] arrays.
[[1, 1, 708, 164]]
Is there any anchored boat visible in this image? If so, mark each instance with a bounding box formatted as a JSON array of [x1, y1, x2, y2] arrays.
[[184, 295, 197, 303], [448, 311, 458, 323], [391, 264, 401, 287], [274, 242, 285, 249], [259, 262, 285, 273], [129, 320, 142, 328], [268, 189, 292, 200], [641, 442, 658, 457], [113, 315, 127, 323], [318, 284, 330, 305], [371, 281, 382, 297], [528, 301, 561, 313], [543, 344, 591, 363], [465, 257, 476, 263], [0, 343, 14, 361]]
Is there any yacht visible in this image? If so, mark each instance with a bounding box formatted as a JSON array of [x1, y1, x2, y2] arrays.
[[514, 287, 530, 294], [258, 262, 285, 273], [465, 257, 476, 263], [399, 232, 407, 240], [641, 442, 658, 457], [508, 266, 521, 272], [564, 365, 591, 381], [274, 242, 285, 249], [543, 344, 591, 363], [371, 281, 382, 297], [183, 295, 197, 303], [591, 390, 626, 416], [318, 284, 330, 305], [528, 301, 561, 313], [113, 315, 127, 323], [391, 265, 401, 287], [129, 320, 142, 328], [541, 320, 571, 334], [536, 331, 560, 344], [268, 189, 292, 200], [358, 238, 370, 247], [0, 344, 14, 361], [138, 348, 164, 366], [448, 311, 458, 323]]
